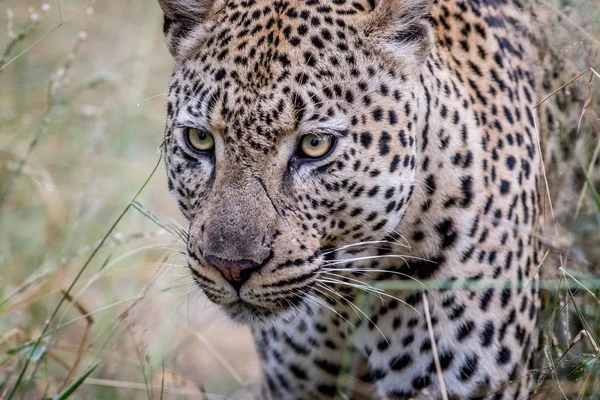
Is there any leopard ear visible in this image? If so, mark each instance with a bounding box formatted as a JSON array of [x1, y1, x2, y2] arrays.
[[157, 0, 217, 58], [364, 0, 434, 67]]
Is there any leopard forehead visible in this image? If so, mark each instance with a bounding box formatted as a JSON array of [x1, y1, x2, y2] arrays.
[[164, 0, 419, 144], [163, 0, 425, 225]]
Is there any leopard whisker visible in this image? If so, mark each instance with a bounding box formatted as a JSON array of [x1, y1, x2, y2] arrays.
[[319, 271, 387, 294], [317, 281, 390, 346], [314, 283, 357, 327], [158, 246, 187, 256], [322, 240, 411, 255], [173, 283, 202, 323], [321, 267, 432, 294], [168, 218, 189, 235], [303, 291, 353, 327], [161, 263, 190, 269], [386, 228, 412, 249], [317, 276, 386, 299], [322, 254, 434, 266], [317, 276, 420, 315]]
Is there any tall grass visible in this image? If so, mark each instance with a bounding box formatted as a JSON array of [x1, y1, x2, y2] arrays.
[[1, 1, 257, 399], [0, 0, 598, 399]]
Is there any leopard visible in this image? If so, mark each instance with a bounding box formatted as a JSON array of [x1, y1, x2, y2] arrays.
[[155, 0, 599, 398]]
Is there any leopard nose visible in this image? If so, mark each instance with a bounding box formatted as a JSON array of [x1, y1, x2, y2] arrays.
[[204, 255, 260, 288]]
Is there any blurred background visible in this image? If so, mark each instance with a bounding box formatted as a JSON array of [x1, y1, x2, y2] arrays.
[[0, 0, 599, 399], [1, 1, 258, 399]]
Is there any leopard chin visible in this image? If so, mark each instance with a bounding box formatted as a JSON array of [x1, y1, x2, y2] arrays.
[[218, 296, 309, 326]]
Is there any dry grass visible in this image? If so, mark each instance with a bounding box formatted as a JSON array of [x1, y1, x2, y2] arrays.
[[0, 0, 598, 399], [0, 1, 257, 399]]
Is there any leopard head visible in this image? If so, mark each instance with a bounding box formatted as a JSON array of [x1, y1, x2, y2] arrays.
[[158, 0, 433, 324]]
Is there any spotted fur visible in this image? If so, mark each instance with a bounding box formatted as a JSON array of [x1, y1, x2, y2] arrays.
[[156, 0, 596, 398]]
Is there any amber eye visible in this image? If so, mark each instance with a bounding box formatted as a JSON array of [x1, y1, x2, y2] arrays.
[[297, 133, 335, 159], [185, 127, 215, 152]]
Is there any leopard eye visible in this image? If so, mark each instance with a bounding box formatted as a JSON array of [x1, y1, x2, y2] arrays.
[[297, 133, 336, 159], [185, 127, 215, 152]]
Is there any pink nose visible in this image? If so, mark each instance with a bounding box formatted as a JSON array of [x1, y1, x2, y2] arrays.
[[204, 255, 260, 287]]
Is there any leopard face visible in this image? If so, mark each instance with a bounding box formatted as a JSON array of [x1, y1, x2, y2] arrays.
[[160, 0, 432, 323]]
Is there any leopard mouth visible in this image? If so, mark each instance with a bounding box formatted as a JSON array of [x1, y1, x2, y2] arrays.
[[191, 268, 314, 324]]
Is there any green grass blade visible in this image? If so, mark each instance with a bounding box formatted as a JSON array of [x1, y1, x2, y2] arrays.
[[49, 363, 99, 400], [98, 254, 112, 272], [131, 200, 170, 230], [7, 154, 162, 399], [5, 344, 47, 362], [580, 161, 600, 211]]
